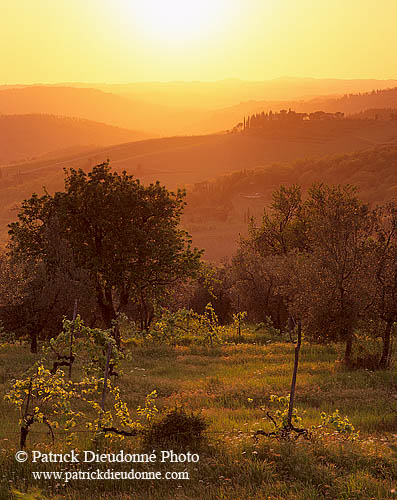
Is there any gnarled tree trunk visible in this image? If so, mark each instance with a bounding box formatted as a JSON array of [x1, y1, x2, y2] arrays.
[[379, 319, 393, 369], [344, 333, 353, 366]]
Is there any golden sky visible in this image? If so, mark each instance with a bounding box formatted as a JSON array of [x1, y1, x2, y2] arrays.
[[1, 0, 396, 84]]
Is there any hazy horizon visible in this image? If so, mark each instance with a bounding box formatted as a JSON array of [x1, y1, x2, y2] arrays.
[[4, 76, 397, 86], [2, 1, 397, 84]]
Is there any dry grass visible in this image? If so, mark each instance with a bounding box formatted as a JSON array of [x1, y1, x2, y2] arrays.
[[0, 340, 396, 499]]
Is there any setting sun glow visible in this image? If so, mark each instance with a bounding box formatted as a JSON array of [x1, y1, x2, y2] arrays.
[[1, 1, 397, 82], [126, 0, 232, 44]]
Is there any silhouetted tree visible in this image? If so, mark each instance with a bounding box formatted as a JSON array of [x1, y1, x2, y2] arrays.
[[291, 184, 375, 365], [8, 162, 202, 335], [369, 202, 397, 368]]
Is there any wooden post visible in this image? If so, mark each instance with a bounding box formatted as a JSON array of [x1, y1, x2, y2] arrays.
[[20, 378, 32, 449], [68, 299, 78, 380], [287, 320, 302, 429], [101, 342, 112, 411], [237, 296, 241, 342]]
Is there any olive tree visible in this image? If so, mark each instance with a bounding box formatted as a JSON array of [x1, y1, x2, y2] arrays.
[[369, 201, 397, 368], [291, 184, 375, 365], [8, 162, 202, 336]]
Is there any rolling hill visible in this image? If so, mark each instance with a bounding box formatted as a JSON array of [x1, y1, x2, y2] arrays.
[[184, 144, 397, 260], [0, 86, 181, 136], [3, 80, 397, 137], [42, 77, 397, 109], [1, 117, 397, 258], [0, 114, 152, 164], [207, 87, 397, 133], [0, 85, 222, 136]]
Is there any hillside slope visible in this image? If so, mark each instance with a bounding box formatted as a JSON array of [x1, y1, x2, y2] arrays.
[[2, 115, 397, 191], [1, 123, 397, 256], [185, 145, 397, 260], [0, 86, 176, 135], [0, 114, 152, 164], [36, 78, 397, 109], [206, 87, 397, 133], [4, 81, 397, 136]]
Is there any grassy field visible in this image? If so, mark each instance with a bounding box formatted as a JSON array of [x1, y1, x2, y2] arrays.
[[0, 338, 396, 500]]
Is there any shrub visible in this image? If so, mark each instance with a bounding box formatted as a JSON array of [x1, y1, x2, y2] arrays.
[[147, 304, 224, 346], [0, 321, 16, 346], [349, 327, 383, 370], [142, 405, 207, 449]]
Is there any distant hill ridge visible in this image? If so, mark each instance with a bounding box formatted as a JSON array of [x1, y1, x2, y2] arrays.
[[0, 86, 168, 134], [217, 87, 397, 133], [0, 113, 152, 164], [1, 119, 397, 255], [184, 144, 397, 261], [3, 81, 397, 136]]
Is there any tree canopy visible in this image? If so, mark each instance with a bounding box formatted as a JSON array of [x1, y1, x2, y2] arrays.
[[8, 162, 202, 333], [231, 182, 397, 367]]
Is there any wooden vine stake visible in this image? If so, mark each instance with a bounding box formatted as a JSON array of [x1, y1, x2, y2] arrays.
[[20, 378, 32, 449], [100, 341, 113, 412], [255, 318, 308, 440], [287, 319, 302, 430], [68, 299, 78, 380], [96, 337, 138, 440]]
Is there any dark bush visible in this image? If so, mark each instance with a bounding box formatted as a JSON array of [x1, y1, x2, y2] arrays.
[[142, 406, 207, 449]]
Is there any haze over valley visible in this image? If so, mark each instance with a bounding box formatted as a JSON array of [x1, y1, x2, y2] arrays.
[[2, 82, 397, 258]]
